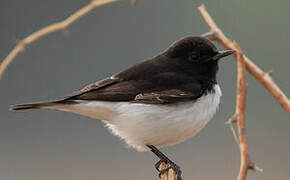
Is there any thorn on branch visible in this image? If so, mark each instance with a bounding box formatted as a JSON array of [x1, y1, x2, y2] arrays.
[[15, 40, 26, 52], [265, 70, 273, 77], [248, 162, 263, 172], [201, 31, 218, 41], [130, 0, 137, 5], [226, 114, 240, 145], [62, 27, 69, 36], [225, 114, 237, 125]]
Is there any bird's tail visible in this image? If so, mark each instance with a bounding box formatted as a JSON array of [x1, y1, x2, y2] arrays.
[[9, 100, 67, 111]]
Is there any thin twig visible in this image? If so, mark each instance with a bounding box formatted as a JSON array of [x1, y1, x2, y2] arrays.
[[130, 0, 137, 5], [198, 5, 290, 115], [234, 43, 250, 180], [198, 5, 267, 180], [225, 114, 239, 145], [0, 0, 119, 79]]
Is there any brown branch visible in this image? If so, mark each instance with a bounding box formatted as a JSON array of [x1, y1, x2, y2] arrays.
[[225, 114, 239, 145], [130, 0, 137, 5], [159, 162, 177, 180], [0, 0, 119, 79], [234, 43, 250, 180], [198, 5, 290, 115], [233, 43, 263, 178], [198, 5, 268, 180]]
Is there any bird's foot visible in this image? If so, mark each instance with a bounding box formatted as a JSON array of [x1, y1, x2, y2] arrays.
[[147, 145, 183, 180], [155, 159, 183, 180]]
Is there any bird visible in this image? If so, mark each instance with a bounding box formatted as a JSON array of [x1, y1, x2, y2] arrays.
[[10, 36, 235, 180]]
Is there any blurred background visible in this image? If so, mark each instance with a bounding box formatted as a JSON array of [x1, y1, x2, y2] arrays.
[[0, 0, 289, 179]]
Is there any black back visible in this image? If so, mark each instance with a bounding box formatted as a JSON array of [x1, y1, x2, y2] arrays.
[[64, 36, 220, 104]]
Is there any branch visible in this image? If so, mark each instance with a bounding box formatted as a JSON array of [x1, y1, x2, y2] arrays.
[[130, 0, 137, 5], [159, 162, 177, 180], [225, 114, 239, 145], [198, 5, 267, 180], [0, 0, 119, 79], [198, 5, 290, 115], [234, 43, 250, 180]]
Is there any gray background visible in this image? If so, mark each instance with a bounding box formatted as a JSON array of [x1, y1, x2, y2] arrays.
[[0, 0, 289, 180]]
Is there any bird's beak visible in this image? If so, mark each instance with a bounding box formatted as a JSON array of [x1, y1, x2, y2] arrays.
[[212, 49, 236, 61]]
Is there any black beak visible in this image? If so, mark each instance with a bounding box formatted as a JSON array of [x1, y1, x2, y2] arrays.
[[212, 49, 236, 61]]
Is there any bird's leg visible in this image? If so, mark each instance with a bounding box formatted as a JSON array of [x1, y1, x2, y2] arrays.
[[147, 145, 183, 180]]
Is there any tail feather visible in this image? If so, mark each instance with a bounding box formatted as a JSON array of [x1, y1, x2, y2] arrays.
[[10, 101, 59, 111]]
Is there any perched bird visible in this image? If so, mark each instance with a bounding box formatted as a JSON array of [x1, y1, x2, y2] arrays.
[[10, 36, 235, 180]]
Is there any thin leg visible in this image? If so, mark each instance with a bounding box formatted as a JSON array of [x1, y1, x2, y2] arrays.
[[147, 145, 183, 180]]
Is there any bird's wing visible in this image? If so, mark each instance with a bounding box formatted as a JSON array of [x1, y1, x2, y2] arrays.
[[133, 89, 199, 104], [60, 54, 203, 103], [69, 80, 203, 103], [62, 56, 162, 101], [61, 71, 203, 104], [67, 79, 149, 101], [62, 76, 121, 100]]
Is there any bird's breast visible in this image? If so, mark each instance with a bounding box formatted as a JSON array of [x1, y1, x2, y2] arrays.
[[106, 84, 222, 151], [61, 85, 222, 151]]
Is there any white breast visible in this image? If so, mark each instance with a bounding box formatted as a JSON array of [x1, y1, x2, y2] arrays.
[[57, 85, 222, 152]]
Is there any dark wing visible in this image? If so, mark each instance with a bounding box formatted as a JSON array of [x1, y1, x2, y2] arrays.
[[61, 55, 203, 104], [133, 89, 199, 104], [68, 80, 148, 101], [61, 74, 203, 104], [62, 76, 121, 101], [71, 80, 203, 103], [61, 55, 163, 101]]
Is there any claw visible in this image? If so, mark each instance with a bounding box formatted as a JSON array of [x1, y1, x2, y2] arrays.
[[147, 145, 183, 180], [155, 159, 167, 172], [158, 167, 171, 178]]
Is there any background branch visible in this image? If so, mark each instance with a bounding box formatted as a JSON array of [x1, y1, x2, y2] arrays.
[[198, 5, 290, 115], [1, 2, 287, 180], [130, 0, 136, 5], [0, 0, 119, 79], [198, 4, 272, 180], [234, 43, 250, 180]]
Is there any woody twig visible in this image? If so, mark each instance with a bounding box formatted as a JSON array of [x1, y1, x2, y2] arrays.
[[198, 4, 289, 180], [0, 0, 119, 79], [198, 5, 290, 115]]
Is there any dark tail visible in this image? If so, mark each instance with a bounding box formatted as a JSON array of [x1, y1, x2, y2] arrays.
[[10, 101, 60, 111]]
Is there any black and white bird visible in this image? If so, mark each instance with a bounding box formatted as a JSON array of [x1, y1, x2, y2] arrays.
[[10, 36, 235, 180]]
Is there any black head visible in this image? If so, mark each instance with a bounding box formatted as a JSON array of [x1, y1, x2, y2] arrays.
[[164, 36, 235, 80]]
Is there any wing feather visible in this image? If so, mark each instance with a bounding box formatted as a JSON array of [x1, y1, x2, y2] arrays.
[[62, 76, 120, 101], [133, 89, 198, 104]]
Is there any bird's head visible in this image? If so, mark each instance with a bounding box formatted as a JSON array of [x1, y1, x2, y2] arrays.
[[164, 36, 235, 79]]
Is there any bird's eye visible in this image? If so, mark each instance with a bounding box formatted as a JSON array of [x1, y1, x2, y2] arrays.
[[189, 52, 200, 62]]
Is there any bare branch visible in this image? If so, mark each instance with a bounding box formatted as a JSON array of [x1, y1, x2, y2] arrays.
[[130, 0, 137, 5], [159, 162, 177, 180], [225, 114, 239, 145], [0, 0, 119, 79], [197, 4, 274, 179], [198, 5, 290, 115], [233, 42, 250, 180]]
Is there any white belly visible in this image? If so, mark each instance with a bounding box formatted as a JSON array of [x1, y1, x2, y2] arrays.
[[58, 85, 222, 151]]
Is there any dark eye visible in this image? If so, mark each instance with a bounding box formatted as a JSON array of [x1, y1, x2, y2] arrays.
[[189, 52, 200, 62]]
